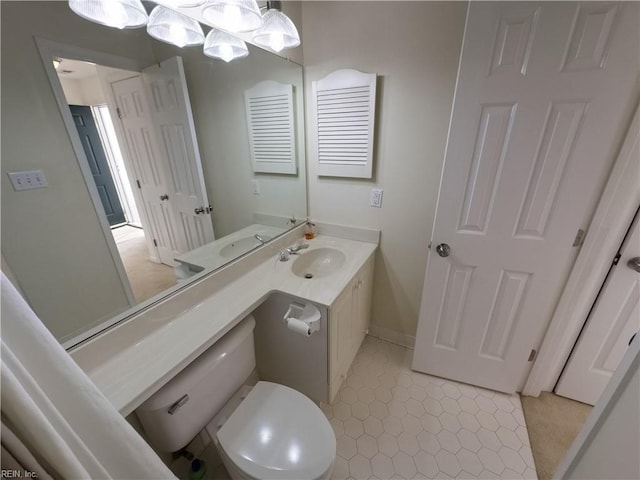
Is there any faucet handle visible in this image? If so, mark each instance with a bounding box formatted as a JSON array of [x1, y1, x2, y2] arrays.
[[279, 250, 290, 262]]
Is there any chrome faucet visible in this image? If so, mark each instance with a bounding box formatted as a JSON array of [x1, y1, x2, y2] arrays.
[[278, 242, 309, 262], [287, 243, 309, 254], [254, 233, 268, 244]]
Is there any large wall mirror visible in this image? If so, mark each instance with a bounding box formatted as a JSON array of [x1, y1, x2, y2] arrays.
[[0, 1, 307, 347]]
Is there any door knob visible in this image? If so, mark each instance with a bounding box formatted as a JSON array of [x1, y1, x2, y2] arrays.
[[628, 257, 640, 273], [159, 194, 169, 201], [436, 243, 451, 258]]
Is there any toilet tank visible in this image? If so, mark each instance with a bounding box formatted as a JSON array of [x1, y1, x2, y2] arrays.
[[136, 316, 256, 452]]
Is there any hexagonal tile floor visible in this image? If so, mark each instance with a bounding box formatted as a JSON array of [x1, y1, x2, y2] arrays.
[[321, 336, 538, 479]]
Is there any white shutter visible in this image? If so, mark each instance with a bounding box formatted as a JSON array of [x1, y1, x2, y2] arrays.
[[244, 80, 296, 175], [313, 69, 377, 178]]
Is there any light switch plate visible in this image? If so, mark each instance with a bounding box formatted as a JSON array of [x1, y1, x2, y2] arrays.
[[8, 170, 48, 191], [370, 188, 383, 208], [251, 179, 260, 195]]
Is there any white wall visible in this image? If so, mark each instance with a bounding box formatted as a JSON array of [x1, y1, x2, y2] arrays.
[[0, 1, 155, 340], [59, 77, 85, 105], [301, 1, 467, 342], [59, 74, 106, 106]]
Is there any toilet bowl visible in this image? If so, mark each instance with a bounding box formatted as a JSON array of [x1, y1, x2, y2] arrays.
[[136, 315, 336, 479], [214, 381, 335, 480]]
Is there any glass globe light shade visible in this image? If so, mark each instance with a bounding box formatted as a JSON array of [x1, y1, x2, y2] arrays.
[[161, 0, 207, 7], [147, 6, 205, 48], [202, 0, 263, 33], [68, 0, 148, 29], [252, 9, 300, 52], [203, 29, 249, 62]]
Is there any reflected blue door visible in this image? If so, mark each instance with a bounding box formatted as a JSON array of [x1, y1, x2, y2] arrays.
[[69, 105, 126, 226]]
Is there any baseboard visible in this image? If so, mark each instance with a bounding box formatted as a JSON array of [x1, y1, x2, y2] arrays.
[[368, 324, 415, 349]]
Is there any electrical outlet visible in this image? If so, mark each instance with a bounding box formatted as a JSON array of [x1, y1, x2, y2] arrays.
[[8, 170, 48, 191], [251, 179, 260, 195], [370, 188, 383, 208]]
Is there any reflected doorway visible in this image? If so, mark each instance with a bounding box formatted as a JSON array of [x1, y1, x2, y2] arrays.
[[56, 57, 176, 302]]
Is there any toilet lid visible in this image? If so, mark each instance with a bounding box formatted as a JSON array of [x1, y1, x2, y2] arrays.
[[216, 382, 336, 480]]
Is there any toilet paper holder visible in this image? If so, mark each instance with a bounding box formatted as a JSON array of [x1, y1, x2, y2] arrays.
[[283, 302, 321, 336]]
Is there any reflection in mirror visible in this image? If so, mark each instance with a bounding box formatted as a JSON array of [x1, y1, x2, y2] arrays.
[[0, 1, 306, 347]]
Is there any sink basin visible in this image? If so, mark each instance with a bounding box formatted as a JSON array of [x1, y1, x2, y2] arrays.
[[291, 248, 346, 278], [219, 235, 272, 258]]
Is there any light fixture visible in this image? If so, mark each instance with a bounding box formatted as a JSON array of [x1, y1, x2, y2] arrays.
[[147, 5, 205, 48], [161, 0, 207, 7], [202, 0, 263, 33], [203, 29, 249, 62], [52, 58, 62, 70], [68, 0, 148, 29], [252, 1, 300, 52]]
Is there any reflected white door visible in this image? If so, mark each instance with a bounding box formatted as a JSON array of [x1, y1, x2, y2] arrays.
[[556, 211, 640, 405], [412, 2, 639, 393], [142, 57, 215, 252], [110, 74, 181, 266]]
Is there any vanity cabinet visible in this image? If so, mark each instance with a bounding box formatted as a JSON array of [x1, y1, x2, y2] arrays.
[[329, 254, 374, 402]]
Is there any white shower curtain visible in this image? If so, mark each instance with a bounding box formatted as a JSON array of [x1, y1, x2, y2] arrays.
[[0, 273, 176, 479]]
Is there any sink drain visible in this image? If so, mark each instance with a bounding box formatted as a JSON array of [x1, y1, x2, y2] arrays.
[[304, 273, 314, 279]]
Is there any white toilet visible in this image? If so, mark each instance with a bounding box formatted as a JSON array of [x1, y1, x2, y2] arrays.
[[136, 315, 336, 480]]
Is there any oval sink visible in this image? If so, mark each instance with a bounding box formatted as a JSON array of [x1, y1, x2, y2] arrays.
[[291, 248, 346, 278], [219, 235, 272, 258]]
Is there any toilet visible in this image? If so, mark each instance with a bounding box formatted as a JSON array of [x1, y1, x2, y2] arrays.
[[136, 315, 336, 480]]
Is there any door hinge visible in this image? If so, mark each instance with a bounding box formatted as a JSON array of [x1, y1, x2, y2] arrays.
[[136, 179, 141, 189], [572, 229, 586, 247], [613, 252, 622, 265], [153, 239, 158, 247], [116, 107, 122, 119], [528, 349, 537, 362]]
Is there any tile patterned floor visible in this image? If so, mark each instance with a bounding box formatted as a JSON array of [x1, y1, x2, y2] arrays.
[[321, 336, 538, 480]]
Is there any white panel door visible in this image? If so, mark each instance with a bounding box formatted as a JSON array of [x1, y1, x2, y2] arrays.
[[143, 57, 215, 253], [412, 2, 639, 393], [110, 75, 181, 267], [556, 211, 640, 405]]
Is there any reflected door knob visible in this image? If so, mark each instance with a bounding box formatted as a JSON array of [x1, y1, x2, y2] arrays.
[[436, 243, 451, 258], [194, 205, 213, 215], [628, 257, 640, 273]]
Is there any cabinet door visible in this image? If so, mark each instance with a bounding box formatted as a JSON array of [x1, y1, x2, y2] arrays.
[[329, 286, 353, 400], [351, 258, 374, 356]]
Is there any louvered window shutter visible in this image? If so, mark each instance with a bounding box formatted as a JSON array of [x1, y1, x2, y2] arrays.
[[313, 69, 377, 178], [244, 80, 297, 175]]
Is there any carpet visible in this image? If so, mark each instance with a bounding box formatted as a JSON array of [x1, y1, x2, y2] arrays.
[[520, 392, 592, 480], [112, 225, 177, 303]]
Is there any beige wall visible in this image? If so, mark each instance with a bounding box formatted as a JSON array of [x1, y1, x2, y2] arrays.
[[301, 1, 467, 341], [0, 2, 155, 341]]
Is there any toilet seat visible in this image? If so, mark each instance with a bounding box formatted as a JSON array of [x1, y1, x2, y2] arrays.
[[216, 381, 336, 480]]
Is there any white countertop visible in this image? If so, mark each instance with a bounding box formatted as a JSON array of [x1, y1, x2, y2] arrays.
[[71, 233, 377, 416], [174, 223, 287, 272]]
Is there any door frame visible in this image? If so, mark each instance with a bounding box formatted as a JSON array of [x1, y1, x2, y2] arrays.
[[35, 38, 139, 308], [523, 103, 640, 396], [92, 104, 142, 228], [554, 334, 639, 478]]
